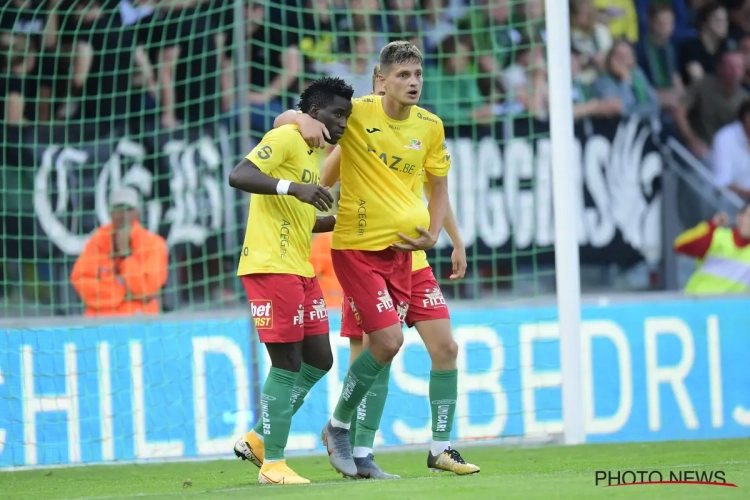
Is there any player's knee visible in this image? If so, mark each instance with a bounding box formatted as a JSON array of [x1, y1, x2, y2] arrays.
[[370, 328, 403, 362], [442, 337, 459, 361], [270, 348, 302, 372], [309, 347, 334, 372]]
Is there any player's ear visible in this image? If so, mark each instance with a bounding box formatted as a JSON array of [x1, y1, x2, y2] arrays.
[[308, 104, 319, 118]]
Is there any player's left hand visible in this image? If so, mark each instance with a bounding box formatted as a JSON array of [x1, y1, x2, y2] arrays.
[[391, 226, 438, 252], [450, 245, 467, 280]]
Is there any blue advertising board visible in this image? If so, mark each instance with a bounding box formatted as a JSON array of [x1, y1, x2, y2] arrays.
[[1, 297, 749, 468]]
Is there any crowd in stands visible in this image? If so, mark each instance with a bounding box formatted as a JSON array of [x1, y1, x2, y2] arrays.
[[5, 0, 750, 314], [1, 0, 749, 146]]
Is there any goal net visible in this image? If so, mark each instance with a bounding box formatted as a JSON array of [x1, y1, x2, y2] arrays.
[[0, 0, 574, 468]]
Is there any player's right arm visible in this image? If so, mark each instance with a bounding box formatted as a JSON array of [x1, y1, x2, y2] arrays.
[[274, 110, 330, 149], [228, 127, 334, 212], [321, 145, 342, 188]]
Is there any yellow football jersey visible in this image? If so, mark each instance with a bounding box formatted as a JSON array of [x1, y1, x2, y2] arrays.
[[409, 176, 432, 272], [333, 95, 451, 251], [237, 125, 320, 278]]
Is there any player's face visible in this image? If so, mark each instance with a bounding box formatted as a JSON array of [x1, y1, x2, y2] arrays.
[[312, 95, 353, 144], [383, 62, 423, 106]]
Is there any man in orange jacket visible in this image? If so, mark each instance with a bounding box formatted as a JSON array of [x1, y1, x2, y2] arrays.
[[71, 187, 168, 316]]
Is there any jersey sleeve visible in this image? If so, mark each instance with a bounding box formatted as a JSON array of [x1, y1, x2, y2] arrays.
[[246, 127, 296, 174], [423, 122, 451, 177]]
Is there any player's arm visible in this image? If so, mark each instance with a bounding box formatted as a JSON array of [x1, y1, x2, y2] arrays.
[[312, 215, 336, 233], [392, 123, 452, 252], [228, 129, 334, 211], [321, 145, 342, 187], [425, 180, 466, 280], [423, 125, 451, 240], [274, 110, 330, 149]]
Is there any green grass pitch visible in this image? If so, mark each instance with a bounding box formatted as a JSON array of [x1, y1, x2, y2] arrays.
[[1, 439, 748, 500]]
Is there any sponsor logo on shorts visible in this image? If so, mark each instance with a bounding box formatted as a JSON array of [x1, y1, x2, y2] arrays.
[[422, 287, 447, 308], [310, 297, 329, 321], [396, 301, 409, 325], [376, 288, 394, 313], [250, 300, 273, 329], [293, 303, 304, 325], [348, 297, 362, 324]]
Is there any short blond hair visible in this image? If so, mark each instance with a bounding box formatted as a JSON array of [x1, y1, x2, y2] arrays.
[[371, 64, 380, 90], [379, 41, 423, 74]]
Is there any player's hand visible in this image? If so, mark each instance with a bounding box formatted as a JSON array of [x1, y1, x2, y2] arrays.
[[450, 245, 467, 280], [289, 183, 334, 212], [296, 114, 330, 149], [391, 226, 438, 251]]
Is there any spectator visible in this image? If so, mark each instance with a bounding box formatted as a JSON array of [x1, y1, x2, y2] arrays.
[[419, 0, 456, 54], [571, 48, 622, 119], [516, 0, 546, 42], [711, 99, 750, 200], [679, 2, 728, 86], [570, 0, 613, 85], [503, 38, 548, 118], [325, 32, 379, 98], [458, 0, 520, 96], [673, 49, 748, 158], [336, 0, 388, 52], [591, 40, 660, 118], [0, 0, 59, 121], [0, 33, 29, 125], [386, 0, 420, 41], [71, 187, 168, 317], [637, 4, 685, 113], [242, 1, 301, 132], [150, 4, 221, 128], [674, 206, 750, 294], [594, 0, 639, 42], [59, 0, 137, 127], [725, 0, 750, 45], [422, 36, 495, 125], [299, 0, 338, 77]]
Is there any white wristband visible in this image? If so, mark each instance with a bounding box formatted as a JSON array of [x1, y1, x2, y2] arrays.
[[276, 180, 292, 195]]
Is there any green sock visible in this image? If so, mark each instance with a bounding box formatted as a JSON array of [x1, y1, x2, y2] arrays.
[[354, 363, 390, 451], [349, 410, 357, 449], [430, 369, 458, 441], [332, 349, 385, 424], [257, 367, 298, 461], [290, 362, 329, 414], [252, 362, 328, 435]]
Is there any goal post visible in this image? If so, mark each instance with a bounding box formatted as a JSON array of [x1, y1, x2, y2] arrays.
[[544, 0, 585, 446]]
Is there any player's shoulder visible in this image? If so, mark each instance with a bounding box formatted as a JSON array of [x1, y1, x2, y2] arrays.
[[261, 124, 308, 151], [263, 124, 301, 141], [410, 105, 444, 129], [352, 94, 380, 110]]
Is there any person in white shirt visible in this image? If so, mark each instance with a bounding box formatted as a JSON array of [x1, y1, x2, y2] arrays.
[[712, 99, 750, 201]]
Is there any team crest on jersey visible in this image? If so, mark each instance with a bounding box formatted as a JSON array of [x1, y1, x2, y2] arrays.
[[405, 139, 422, 151]]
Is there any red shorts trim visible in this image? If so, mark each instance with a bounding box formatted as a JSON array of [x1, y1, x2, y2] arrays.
[[332, 249, 411, 334], [241, 274, 329, 344], [340, 266, 450, 339]]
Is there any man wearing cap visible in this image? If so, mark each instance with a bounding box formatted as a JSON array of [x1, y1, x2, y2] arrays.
[[71, 187, 168, 316]]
